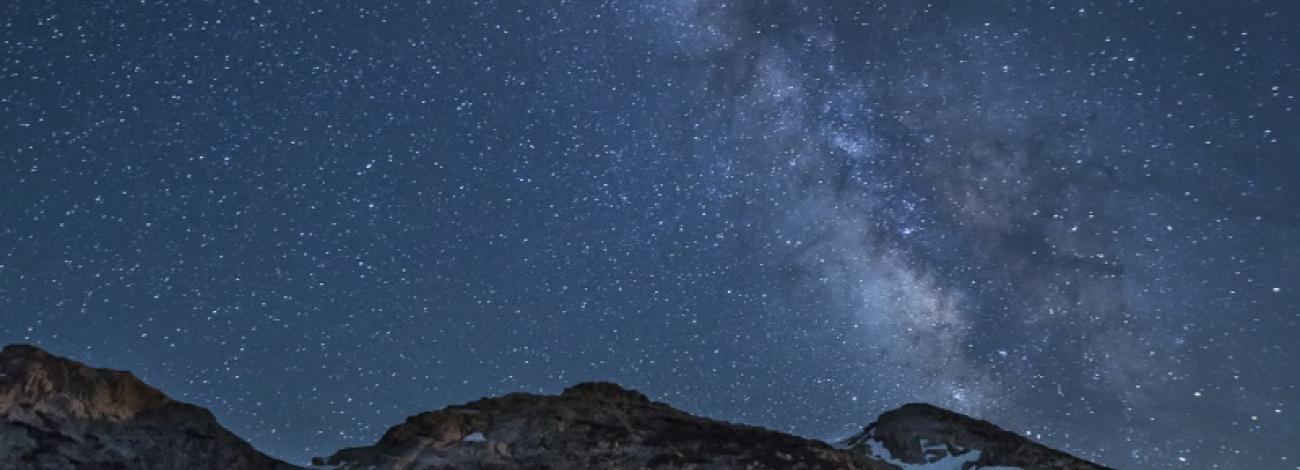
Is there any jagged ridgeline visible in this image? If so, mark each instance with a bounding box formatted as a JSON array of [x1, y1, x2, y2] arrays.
[[0, 344, 1111, 469]]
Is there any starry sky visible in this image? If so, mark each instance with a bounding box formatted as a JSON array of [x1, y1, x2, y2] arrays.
[[2, 1, 1298, 468]]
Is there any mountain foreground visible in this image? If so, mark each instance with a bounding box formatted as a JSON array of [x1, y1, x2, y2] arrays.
[[0, 344, 1111, 469]]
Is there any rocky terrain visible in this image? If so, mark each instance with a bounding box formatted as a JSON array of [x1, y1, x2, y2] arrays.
[[315, 381, 888, 470], [0, 344, 294, 470], [0, 344, 1113, 469], [839, 403, 1112, 469]]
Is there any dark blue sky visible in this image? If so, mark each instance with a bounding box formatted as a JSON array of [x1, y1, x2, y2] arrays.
[[2, 1, 1298, 468]]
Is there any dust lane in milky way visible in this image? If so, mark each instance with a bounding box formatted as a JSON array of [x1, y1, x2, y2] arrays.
[[1, 1, 1297, 468]]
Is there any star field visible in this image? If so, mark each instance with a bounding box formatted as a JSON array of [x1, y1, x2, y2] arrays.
[[2, 1, 1298, 468]]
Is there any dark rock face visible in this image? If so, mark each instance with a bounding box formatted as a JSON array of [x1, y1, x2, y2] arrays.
[[0, 344, 295, 470], [316, 381, 894, 470], [0, 344, 1116, 470], [840, 403, 1112, 470]]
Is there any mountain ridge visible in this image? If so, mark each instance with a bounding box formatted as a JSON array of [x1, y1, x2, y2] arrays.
[[0, 343, 295, 470], [839, 403, 1111, 469], [0, 344, 1112, 469]]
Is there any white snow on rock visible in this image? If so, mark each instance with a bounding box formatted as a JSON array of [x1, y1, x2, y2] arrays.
[[860, 436, 1020, 470]]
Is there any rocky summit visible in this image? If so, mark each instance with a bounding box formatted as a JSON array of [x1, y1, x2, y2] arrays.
[[0, 344, 1114, 469], [839, 403, 1112, 470], [315, 381, 889, 470], [0, 344, 294, 470]]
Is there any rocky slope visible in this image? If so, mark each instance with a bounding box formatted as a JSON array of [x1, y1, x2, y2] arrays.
[[315, 381, 891, 470], [0, 344, 1113, 469], [839, 403, 1112, 469], [0, 344, 294, 470]]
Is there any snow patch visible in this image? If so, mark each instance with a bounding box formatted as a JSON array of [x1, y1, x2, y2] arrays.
[[861, 437, 998, 470], [462, 432, 486, 442]]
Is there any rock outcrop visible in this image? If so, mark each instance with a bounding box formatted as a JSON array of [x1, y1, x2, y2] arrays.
[[316, 381, 893, 469], [840, 403, 1112, 469], [0, 344, 1116, 469], [0, 344, 294, 470]]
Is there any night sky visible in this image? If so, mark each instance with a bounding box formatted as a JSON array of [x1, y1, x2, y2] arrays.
[[3, 1, 1298, 468]]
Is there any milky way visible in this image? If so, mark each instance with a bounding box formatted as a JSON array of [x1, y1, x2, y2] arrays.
[[2, 1, 1298, 468]]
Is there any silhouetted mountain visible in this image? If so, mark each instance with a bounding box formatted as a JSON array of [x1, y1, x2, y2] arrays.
[[0, 344, 1113, 469], [0, 344, 294, 470], [840, 403, 1112, 469], [315, 381, 889, 470]]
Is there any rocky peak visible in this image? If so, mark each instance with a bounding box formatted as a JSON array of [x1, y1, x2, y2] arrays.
[[0, 344, 294, 470], [558, 380, 651, 404], [0, 344, 173, 421], [318, 381, 890, 470], [842, 402, 1112, 469]]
